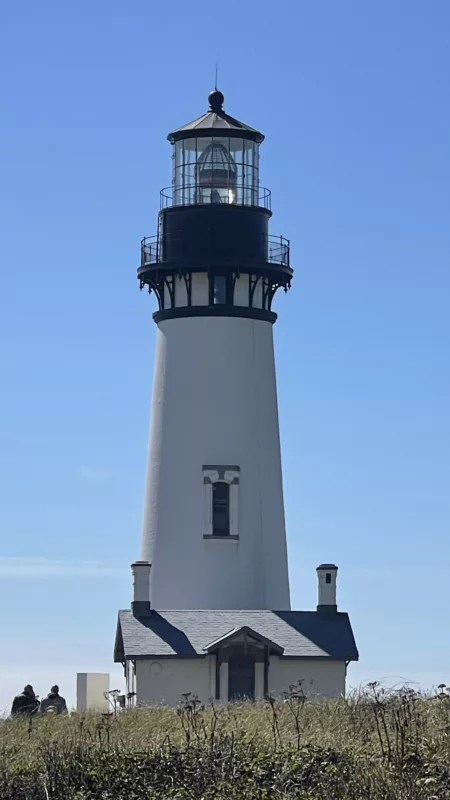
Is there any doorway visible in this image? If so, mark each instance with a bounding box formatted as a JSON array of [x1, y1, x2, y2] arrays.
[[228, 651, 255, 701]]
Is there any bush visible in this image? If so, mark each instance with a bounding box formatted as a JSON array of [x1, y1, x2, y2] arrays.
[[1, 684, 450, 798]]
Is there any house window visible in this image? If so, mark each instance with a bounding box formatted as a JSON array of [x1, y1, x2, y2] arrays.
[[326, 573, 331, 584], [212, 481, 230, 536]]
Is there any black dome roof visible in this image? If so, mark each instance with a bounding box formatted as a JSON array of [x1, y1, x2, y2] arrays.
[[167, 90, 264, 144]]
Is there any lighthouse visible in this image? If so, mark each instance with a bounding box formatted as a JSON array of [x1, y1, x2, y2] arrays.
[[139, 89, 292, 611], [114, 90, 358, 704]]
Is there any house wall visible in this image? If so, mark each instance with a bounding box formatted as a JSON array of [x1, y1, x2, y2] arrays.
[[134, 656, 347, 706], [267, 657, 346, 698], [136, 657, 215, 706]]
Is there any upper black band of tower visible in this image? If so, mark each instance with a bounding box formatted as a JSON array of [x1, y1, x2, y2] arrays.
[[138, 203, 291, 282]]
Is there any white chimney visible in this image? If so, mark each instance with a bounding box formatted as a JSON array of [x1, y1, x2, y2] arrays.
[[316, 563, 338, 612], [131, 561, 151, 616]]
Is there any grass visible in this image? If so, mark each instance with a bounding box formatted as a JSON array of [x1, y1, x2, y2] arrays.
[[1, 683, 450, 798]]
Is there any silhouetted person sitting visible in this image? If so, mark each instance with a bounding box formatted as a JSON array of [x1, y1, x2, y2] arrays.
[[39, 685, 68, 715], [11, 685, 40, 716]]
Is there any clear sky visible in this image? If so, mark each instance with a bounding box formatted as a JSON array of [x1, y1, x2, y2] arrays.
[[1, 0, 449, 712]]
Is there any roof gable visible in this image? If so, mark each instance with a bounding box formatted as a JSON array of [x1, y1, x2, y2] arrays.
[[113, 618, 125, 663], [204, 625, 284, 654]]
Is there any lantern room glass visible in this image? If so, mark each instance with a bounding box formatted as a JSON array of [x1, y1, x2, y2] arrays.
[[172, 137, 260, 207]]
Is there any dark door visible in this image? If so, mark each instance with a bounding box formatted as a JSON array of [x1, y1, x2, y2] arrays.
[[228, 652, 255, 701]]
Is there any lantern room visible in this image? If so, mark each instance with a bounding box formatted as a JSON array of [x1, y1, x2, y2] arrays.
[[138, 89, 292, 324], [166, 89, 264, 209]]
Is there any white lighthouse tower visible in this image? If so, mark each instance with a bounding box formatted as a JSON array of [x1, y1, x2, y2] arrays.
[[114, 90, 359, 705], [138, 89, 292, 611]]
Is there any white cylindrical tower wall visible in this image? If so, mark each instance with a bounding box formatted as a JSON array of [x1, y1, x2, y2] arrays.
[[316, 564, 338, 611], [140, 303, 291, 611]]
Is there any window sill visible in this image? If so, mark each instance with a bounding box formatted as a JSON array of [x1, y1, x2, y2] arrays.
[[203, 535, 239, 541]]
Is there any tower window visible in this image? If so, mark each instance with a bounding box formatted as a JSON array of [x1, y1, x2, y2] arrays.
[[213, 276, 227, 305], [202, 465, 240, 539], [212, 481, 230, 536], [326, 573, 331, 584]]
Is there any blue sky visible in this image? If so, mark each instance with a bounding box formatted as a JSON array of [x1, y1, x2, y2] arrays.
[[1, 0, 449, 711]]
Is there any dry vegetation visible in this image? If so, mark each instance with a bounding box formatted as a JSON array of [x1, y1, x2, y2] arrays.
[[1, 683, 450, 798]]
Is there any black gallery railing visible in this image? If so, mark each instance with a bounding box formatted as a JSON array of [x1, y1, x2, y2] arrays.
[[160, 184, 272, 211], [140, 233, 290, 269]]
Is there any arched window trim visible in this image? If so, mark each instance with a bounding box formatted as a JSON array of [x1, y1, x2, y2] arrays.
[[202, 465, 240, 540]]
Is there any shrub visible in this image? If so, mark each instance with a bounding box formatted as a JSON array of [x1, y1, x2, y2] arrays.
[[1, 685, 450, 799]]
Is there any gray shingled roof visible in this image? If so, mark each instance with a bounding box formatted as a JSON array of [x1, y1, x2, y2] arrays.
[[114, 610, 358, 663]]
